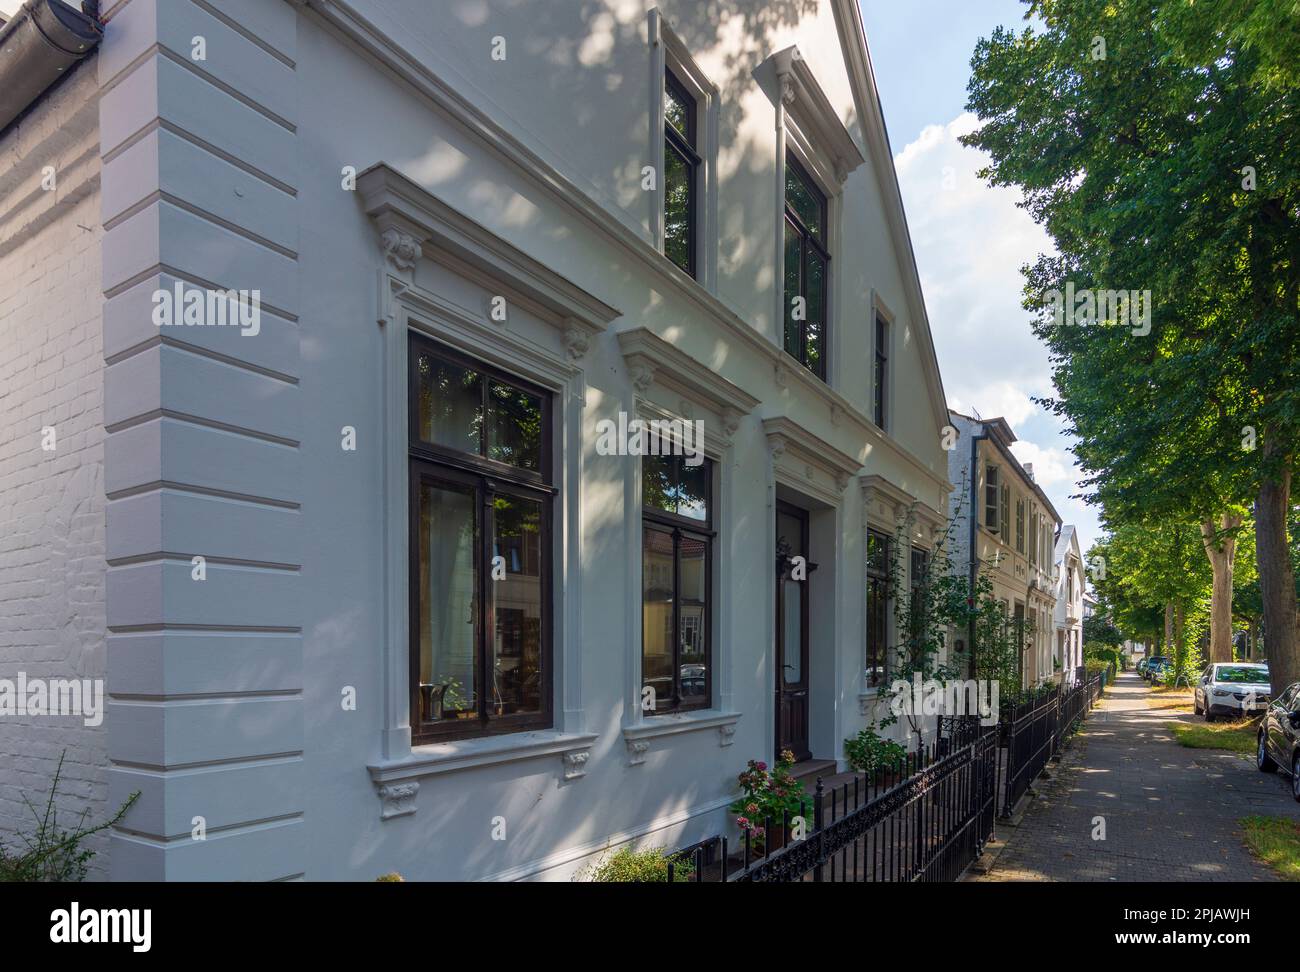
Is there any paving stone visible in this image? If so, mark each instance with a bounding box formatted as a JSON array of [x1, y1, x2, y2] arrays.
[[971, 671, 1300, 882]]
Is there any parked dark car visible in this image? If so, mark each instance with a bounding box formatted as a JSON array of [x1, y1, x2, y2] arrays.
[[1144, 657, 1169, 683], [1256, 681, 1300, 802]]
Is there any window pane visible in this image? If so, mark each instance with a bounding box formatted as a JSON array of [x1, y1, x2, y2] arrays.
[[643, 454, 677, 514], [664, 78, 691, 142], [416, 351, 482, 454], [491, 493, 544, 717], [664, 139, 692, 274], [486, 379, 542, 472], [783, 220, 801, 358], [642, 526, 675, 712], [676, 457, 710, 521], [867, 577, 887, 686], [785, 161, 823, 240], [416, 479, 479, 724], [805, 251, 826, 375], [678, 533, 708, 702], [867, 529, 889, 574], [782, 579, 802, 684]]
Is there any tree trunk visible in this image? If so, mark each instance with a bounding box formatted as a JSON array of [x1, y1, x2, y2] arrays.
[[1201, 514, 1242, 664], [1256, 435, 1298, 697], [1174, 601, 1186, 677], [1164, 601, 1174, 660]]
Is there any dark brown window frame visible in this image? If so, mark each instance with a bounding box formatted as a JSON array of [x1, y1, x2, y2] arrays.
[[873, 314, 887, 429], [663, 67, 700, 279], [783, 152, 830, 382], [641, 455, 715, 715], [408, 332, 556, 744]]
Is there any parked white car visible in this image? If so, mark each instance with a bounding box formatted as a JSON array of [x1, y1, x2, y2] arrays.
[[1193, 663, 1272, 721]]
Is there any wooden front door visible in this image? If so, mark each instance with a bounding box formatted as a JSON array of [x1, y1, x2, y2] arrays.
[[775, 503, 811, 762]]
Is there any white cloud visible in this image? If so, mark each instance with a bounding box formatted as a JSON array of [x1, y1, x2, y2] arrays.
[[898, 114, 1102, 554], [1008, 440, 1073, 489], [950, 380, 1039, 427]]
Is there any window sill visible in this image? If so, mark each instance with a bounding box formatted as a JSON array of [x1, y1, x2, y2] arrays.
[[622, 709, 741, 764], [367, 730, 599, 818], [858, 686, 891, 715]]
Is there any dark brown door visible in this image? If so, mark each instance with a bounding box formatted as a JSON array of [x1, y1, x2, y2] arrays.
[[775, 503, 811, 762]]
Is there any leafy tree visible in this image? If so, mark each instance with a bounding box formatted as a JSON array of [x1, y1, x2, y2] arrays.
[[1082, 612, 1123, 649], [964, 0, 1300, 694]]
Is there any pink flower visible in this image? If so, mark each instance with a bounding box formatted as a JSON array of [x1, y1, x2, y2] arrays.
[[756, 761, 767, 772]]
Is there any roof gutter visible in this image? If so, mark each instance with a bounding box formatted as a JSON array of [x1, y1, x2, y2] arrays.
[[0, 0, 102, 136]]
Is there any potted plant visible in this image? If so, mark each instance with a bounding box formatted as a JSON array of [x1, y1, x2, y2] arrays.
[[728, 750, 810, 855]]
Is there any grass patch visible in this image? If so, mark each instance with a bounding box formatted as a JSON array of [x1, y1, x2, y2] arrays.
[[1241, 816, 1300, 881], [1166, 718, 1258, 753], [1148, 696, 1194, 714]]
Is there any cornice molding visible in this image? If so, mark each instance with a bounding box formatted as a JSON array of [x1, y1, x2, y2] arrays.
[[763, 415, 862, 501], [861, 473, 946, 542], [773, 46, 866, 186], [357, 162, 621, 340], [617, 327, 761, 420]]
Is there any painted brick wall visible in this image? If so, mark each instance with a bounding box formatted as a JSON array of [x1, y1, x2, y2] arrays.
[[0, 61, 107, 876]]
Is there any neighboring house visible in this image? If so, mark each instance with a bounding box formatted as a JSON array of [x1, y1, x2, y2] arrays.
[[1053, 526, 1087, 682], [1082, 590, 1099, 621], [946, 412, 1061, 690], [0, 0, 954, 881]]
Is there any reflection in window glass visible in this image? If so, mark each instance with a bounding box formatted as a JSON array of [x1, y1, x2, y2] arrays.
[[416, 352, 481, 454], [416, 480, 479, 725], [785, 163, 823, 240], [663, 69, 698, 278], [492, 494, 543, 717], [643, 454, 677, 514], [783, 155, 829, 380], [486, 380, 542, 472], [642, 526, 674, 712], [676, 460, 709, 521], [641, 454, 712, 713]]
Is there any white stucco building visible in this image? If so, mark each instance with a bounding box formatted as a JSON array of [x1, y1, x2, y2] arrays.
[[1053, 526, 1086, 681], [945, 412, 1061, 689], [1, 0, 957, 880]]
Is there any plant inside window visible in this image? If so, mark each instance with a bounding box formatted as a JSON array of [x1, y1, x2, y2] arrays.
[[409, 335, 554, 742], [783, 154, 829, 380], [663, 69, 699, 278], [642, 452, 713, 713]]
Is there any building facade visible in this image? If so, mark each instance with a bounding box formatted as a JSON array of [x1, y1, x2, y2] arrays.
[[946, 412, 1061, 690], [1054, 526, 1086, 681], [0, 0, 955, 881]]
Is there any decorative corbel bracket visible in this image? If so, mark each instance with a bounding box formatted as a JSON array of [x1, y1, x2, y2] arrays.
[[378, 781, 419, 820]]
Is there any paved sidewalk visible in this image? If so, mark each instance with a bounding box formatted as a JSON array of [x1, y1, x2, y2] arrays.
[[972, 670, 1300, 881]]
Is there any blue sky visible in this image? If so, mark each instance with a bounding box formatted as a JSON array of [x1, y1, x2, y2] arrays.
[[860, 0, 1102, 561]]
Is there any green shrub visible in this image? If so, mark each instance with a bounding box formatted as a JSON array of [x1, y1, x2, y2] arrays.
[[0, 752, 139, 882], [843, 727, 907, 777], [580, 846, 695, 882]]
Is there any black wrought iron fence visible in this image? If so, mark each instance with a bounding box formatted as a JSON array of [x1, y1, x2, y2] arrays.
[[674, 726, 998, 882], [999, 671, 1103, 817]]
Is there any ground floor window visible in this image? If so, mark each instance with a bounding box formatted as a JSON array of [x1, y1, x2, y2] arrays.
[[642, 453, 714, 712], [409, 335, 554, 742], [866, 528, 891, 687]]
